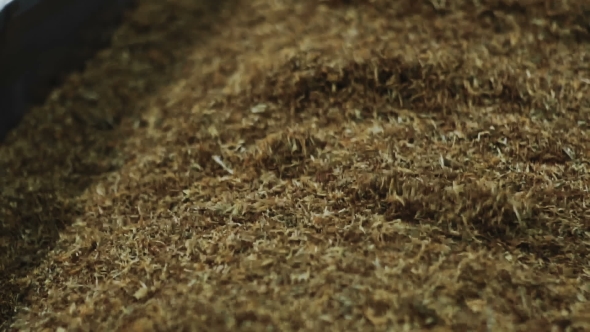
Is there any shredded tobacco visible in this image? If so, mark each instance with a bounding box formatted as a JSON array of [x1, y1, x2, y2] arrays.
[[1, 0, 590, 331]]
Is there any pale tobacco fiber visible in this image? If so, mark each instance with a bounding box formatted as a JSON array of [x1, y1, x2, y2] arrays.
[[1, 0, 589, 331]]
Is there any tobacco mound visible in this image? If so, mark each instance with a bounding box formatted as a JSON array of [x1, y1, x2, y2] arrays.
[[1, 0, 589, 331]]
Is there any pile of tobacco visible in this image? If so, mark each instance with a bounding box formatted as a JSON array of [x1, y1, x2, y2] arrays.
[[1, 0, 589, 331]]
